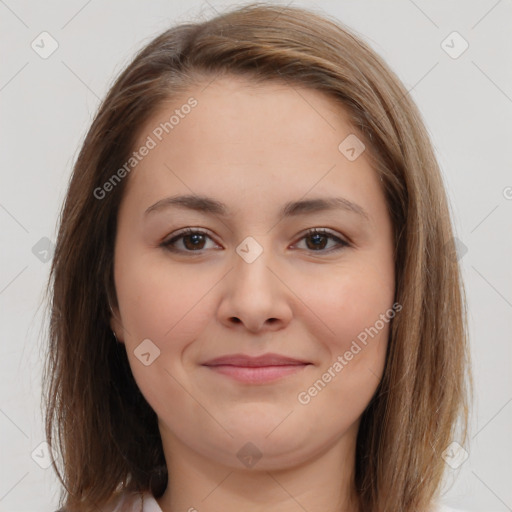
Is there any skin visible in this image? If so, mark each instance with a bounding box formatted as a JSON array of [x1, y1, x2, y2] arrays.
[[110, 75, 395, 512]]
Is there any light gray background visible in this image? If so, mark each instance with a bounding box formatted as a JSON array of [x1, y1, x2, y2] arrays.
[[1, 1, 511, 511]]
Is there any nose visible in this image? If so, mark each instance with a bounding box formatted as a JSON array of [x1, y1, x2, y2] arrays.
[[217, 243, 293, 333]]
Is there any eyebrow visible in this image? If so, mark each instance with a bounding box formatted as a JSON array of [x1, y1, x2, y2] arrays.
[[144, 194, 370, 221]]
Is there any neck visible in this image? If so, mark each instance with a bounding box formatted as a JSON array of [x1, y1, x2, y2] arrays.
[[156, 425, 360, 512]]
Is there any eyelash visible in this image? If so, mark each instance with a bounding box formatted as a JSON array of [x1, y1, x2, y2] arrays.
[[161, 227, 350, 254]]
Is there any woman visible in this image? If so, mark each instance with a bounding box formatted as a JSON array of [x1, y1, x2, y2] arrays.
[[44, 3, 471, 511]]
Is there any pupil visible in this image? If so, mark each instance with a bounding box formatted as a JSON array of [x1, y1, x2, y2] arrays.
[[185, 234, 204, 250], [308, 233, 326, 250], [182, 233, 329, 251]]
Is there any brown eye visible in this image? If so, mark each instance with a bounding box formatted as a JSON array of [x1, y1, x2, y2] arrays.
[[296, 229, 349, 252], [182, 233, 207, 250], [161, 229, 219, 253]]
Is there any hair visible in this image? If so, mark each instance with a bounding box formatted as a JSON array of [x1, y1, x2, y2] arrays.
[[44, 2, 472, 511]]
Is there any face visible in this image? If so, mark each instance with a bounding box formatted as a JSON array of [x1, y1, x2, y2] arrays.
[[110, 75, 395, 471]]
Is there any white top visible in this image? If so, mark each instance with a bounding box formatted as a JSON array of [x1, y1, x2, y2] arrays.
[[105, 491, 469, 511]]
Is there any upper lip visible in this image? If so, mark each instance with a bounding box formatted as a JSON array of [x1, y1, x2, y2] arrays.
[[202, 353, 311, 367]]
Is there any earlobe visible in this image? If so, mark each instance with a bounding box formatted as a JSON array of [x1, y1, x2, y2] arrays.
[[109, 305, 125, 343]]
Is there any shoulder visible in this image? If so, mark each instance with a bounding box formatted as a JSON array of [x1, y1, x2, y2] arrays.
[[58, 495, 468, 512], [433, 504, 470, 512], [100, 491, 144, 512], [142, 492, 163, 512], [59, 491, 162, 512], [53, 492, 145, 512]]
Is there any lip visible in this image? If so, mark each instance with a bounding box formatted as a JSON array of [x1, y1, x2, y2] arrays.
[[202, 353, 310, 367], [202, 353, 312, 384]]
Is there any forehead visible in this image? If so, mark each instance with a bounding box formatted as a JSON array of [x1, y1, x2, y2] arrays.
[[130, 74, 357, 167], [172, 75, 350, 146], [120, 75, 381, 219]]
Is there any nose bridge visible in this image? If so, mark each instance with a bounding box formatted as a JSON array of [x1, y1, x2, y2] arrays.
[[218, 234, 292, 332], [233, 234, 277, 297]]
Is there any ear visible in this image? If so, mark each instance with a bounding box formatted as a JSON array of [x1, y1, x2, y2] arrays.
[[109, 305, 125, 344]]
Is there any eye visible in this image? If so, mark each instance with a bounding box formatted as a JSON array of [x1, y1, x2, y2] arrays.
[[293, 228, 350, 253], [161, 228, 220, 253], [161, 227, 350, 254]]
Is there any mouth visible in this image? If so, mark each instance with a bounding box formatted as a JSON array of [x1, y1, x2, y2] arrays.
[[201, 353, 312, 384]]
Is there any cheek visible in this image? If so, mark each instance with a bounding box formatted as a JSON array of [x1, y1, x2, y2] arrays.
[[115, 253, 218, 344], [297, 257, 395, 350], [293, 257, 394, 421], [114, 254, 219, 419]]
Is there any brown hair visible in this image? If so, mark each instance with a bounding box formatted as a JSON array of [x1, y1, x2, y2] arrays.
[[44, 3, 472, 511]]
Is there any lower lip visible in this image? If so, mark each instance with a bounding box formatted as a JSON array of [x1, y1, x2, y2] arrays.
[[204, 364, 310, 384]]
